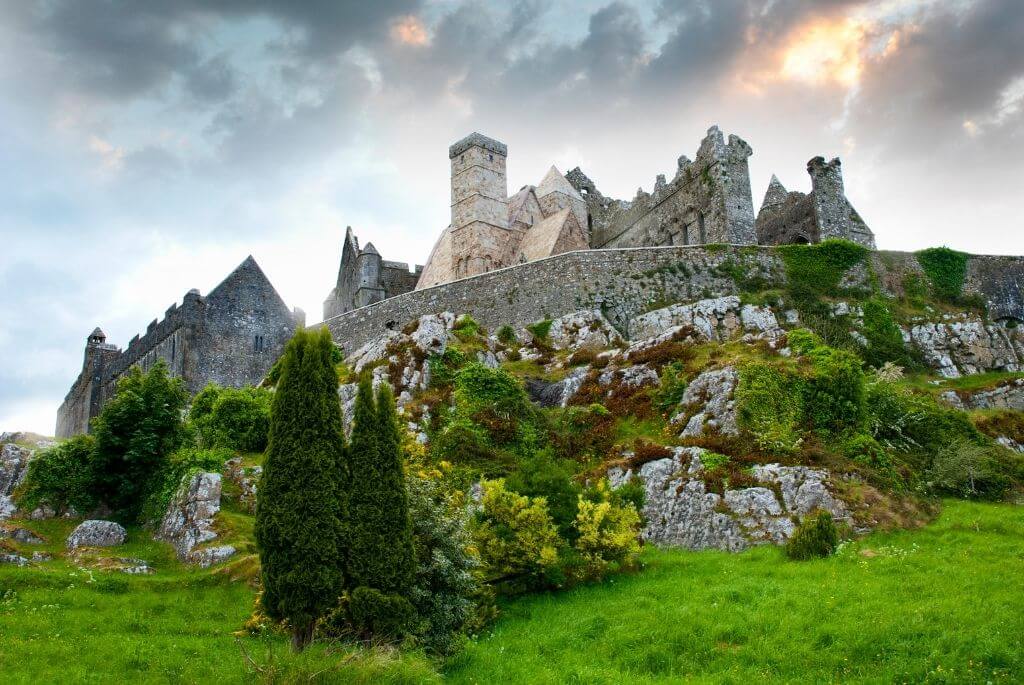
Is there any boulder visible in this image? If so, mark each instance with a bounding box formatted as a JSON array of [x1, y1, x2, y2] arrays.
[[156, 472, 232, 566], [0, 525, 44, 544], [629, 297, 782, 344], [224, 457, 261, 513], [0, 443, 33, 520], [67, 520, 127, 550], [908, 316, 1024, 378], [0, 552, 29, 566], [545, 310, 622, 351]]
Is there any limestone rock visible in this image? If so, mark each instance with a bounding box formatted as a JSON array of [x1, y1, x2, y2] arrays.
[[190, 545, 237, 569], [545, 310, 623, 351], [609, 447, 851, 551], [67, 520, 127, 550], [672, 366, 739, 438], [0, 443, 33, 520], [908, 316, 1024, 378], [156, 472, 232, 566], [0, 552, 29, 566], [0, 525, 44, 544], [224, 458, 261, 513], [944, 378, 1024, 410], [629, 296, 782, 344]]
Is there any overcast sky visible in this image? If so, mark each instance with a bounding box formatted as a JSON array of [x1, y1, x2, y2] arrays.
[[2, 0, 1022, 435]]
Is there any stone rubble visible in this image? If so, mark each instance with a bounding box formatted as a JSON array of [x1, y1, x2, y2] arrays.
[[67, 520, 127, 550], [156, 472, 234, 567], [608, 447, 849, 551]]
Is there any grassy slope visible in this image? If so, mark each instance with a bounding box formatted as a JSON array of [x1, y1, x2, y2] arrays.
[[445, 500, 1023, 684], [1, 501, 1021, 683]]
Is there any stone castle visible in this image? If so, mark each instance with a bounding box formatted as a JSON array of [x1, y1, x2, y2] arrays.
[[322, 125, 875, 318], [60, 125, 881, 436], [56, 257, 304, 438]]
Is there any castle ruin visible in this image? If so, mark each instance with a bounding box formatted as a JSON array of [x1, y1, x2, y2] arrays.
[[56, 256, 303, 438]]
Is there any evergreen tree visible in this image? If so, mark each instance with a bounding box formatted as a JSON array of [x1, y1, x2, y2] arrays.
[[254, 328, 347, 652], [345, 379, 416, 632]]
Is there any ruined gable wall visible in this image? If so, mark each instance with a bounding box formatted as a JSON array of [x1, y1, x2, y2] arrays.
[[381, 262, 422, 299], [755, 192, 819, 245]]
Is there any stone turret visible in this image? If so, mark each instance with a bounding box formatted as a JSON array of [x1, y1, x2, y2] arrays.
[[449, 132, 515, 278], [354, 242, 386, 308], [807, 156, 875, 248]]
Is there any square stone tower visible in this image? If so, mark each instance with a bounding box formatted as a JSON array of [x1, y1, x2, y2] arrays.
[[449, 132, 517, 278]]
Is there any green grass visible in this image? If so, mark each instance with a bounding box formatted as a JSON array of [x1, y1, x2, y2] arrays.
[[445, 500, 1024, 683], [1, 501, 1022, 683], [904, 370, 1024, 396]]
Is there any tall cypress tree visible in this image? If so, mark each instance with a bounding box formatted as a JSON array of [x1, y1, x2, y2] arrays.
[[346, 379, 416, 595], [255, 328, 346, 652]]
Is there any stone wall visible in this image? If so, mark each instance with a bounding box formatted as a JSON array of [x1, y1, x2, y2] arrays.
[[324, 245, 1024, 355]]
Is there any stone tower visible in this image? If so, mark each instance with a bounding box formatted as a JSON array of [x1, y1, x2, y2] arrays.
[[449, 132, 516, 278], [354, 242, 385, 308], [807, 156, 876, 248]]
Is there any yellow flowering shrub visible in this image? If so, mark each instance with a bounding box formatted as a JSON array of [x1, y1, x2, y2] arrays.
[[472, 479, 561, 586], [571, 480, 642, 582]]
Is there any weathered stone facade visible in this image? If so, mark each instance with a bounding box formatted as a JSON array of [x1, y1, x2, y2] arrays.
[[755, 157, 875, 248], [322, 227, 422, 319], [56, 256, 304, 438], [571, 126, 758, 249]]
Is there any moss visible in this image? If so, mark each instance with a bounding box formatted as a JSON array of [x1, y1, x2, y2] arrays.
[[779, 239, 869, 304], [526, 319, 554, 341], [916, 247, 968, 302], [861, 296, 913, 369]]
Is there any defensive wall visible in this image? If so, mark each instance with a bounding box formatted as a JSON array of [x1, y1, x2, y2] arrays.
[[323, 245, 1024, 354]]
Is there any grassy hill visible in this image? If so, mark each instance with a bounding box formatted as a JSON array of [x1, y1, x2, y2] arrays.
[[1, 499, 1021, 683]]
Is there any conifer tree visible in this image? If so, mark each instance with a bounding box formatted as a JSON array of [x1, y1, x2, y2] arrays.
[[345, 379, 416, 603], [254, 328, 346, 652]]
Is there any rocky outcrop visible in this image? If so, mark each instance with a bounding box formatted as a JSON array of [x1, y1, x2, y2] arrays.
[[0, 443, 33, 520], [608, 447, 849, 551], [628, 296, 783, 344], [224, 457, 261, 513], [671, 366, 739, 438], [67, 520, 127, 550], [908, 316, 1024, 378], [156, 472, 234, 567], [940, 378, 1024, 411], [544, 310, 622, 351], [0, 525, 43, 544]]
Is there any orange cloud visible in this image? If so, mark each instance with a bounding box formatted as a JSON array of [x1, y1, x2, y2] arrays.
[[780, 17, 870, 88], [391, 15, 429, 47]]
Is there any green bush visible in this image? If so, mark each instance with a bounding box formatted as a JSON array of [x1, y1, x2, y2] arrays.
[[90, 361, 189, 521], [16, 435, 97, 514], [347, 587, 417, 640], [736, 362, 803, 454], [916, 247, 968, 302], [570, 481, 641, 582], [861, 297, 911, 368], [472, 479, 562, 591], [406, 476, 481, 654], [841, 433, 892, 470], [526, 319, 554, 341], [193, 386, 272, 452], [255, 328, 347, 652], [785, 511, 839, 560], [798, 333, 867, 435], [506, 450, 581, 541], [927, 439, 1012, 501], [453, 315, 482, 339], [427, 347, 468, 389], [654, 362, 688, 414], [496, 325, 517, 346]]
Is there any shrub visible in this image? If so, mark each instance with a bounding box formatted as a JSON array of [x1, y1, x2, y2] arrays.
[[861, 297, 911, 368], [526, 319, 554, 341], [196, 387, 272, 452], [736, 362, 803, 454], [427, 347, 468, 389], [347, 587, 416, 640], [406, 476, 480, 654], [797, 333, 867, 435], [927, 439, 1012, 500], [548, 404, 616, 466], [453, 314, 481, 339], [506, 449, 581, 541], [90, 360, 189, 521], [472, 479, 561, 590], [916, 246, 968, 302], [841, 434, 892, 470], [255, 328, 346, 652], [654, 361, 688, 414], [785, 511, 839, 560], [496, 325, 517, 346], [571, 482, 641, 582], [16, 435, 97, 514]]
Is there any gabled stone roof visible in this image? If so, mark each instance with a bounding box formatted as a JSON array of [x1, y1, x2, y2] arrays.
[[536, 166, 583, 200], [518, 208, 573, 262]]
